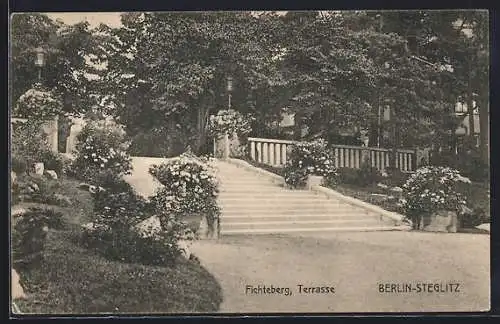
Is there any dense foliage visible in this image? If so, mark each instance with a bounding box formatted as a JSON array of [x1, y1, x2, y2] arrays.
[[14, 84, 63, 119], [206, 109, 255, 139]]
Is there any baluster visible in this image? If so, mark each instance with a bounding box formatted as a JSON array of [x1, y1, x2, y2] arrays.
[[350, 148, 355, 169], [275, 144, 281, 166], [250, 141, 256, 161], [269, 143, 275, 166], [257, 142, 262, 163], [381, 152, 386, 169], [262, 142, 268, 165], [334, 148, 339, 168], [403, 153, 408, 172], [354, 149, 360, 168], [281, 144, 287, 165], [339, 149, 344, 167], [408, 153, 413, 171]]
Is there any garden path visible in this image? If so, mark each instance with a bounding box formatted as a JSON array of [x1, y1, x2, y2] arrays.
[[126, 157, 490, 313]]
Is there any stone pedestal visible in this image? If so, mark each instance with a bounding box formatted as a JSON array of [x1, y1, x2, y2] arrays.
[[306, 175, 324, 190], [214, 134, 230, 159]]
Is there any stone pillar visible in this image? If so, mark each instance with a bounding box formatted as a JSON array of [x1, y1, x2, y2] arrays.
[[214, 134, 230, 159], [65, 118, 85, 155], [361, 148, 371, 167], [415, 147, 431, 168], [41, 116, 58, 153]]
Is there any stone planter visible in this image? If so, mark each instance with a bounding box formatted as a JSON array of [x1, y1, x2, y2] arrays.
[[306, 175, 324, 190], [183, 213, 218, 239], [414, 210, 458, 233]]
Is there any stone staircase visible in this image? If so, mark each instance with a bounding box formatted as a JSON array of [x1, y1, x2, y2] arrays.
[[217, 160, 405, 235]]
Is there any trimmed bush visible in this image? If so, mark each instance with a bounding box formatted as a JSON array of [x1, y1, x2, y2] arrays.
[[283, 139, 337, 188]]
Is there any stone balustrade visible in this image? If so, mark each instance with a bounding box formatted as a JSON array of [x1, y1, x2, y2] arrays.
[[247, 137, 420, 172]]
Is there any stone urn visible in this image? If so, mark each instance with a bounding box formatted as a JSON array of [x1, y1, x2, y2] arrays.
[[306, 175, 324, 190], [415, 210, 459, 233]]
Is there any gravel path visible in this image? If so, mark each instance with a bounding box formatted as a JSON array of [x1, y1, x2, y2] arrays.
[[191, 232, 489, 313]]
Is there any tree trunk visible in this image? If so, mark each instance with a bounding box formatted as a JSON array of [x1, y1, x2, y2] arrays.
[[467, 61, 475, 136], [479, 95, 489, 164]]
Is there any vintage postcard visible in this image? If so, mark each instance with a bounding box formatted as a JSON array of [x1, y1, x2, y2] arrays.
[[10, 10, 490, 315]]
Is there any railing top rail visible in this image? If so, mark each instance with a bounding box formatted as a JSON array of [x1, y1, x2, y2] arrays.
[[247, 137, 297, 145], [331, 144, 415, 154], [247, 137, 415, 154]]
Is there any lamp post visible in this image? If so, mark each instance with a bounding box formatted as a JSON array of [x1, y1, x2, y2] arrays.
[[34, 47, 46, 83], [227, 75, 233, 110]]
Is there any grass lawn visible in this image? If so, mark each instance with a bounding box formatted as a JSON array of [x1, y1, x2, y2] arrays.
[[12, 176, 223, 314]]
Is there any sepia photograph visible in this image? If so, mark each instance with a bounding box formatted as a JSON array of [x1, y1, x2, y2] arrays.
[[9, 10, 490, 315]]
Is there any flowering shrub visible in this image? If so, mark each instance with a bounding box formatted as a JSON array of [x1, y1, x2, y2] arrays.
[[401, 166, 471, 225], [14, 84, 63, 119], [283, 139, 337, 188], [149, 153, 220, 231], [69, 119, 132, 180], [206, 109, 254, 139]]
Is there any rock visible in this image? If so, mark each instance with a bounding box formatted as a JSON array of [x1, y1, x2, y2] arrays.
[[178, 240, 192, 260], [11, 171, 17, 186], [11, 269, 26, 300], [11, 207, 26, 217], [377, 182, 389, 189], [45, 170, 58, 180], [34, 162, 44, 175], [475, 223, 490, 233], [78, 183, 90, 190], [54, 193, 71, 206], [135, 216, 162, 238], [390, 186, 403, 193], [370, 193, 389, 198], [28, 183, 39, 192]]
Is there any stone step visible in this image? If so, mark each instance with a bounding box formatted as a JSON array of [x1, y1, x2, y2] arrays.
[[218, 196, 343, 203], [221, 218, 384, 231], [219, 201, 353, 210], [222, 214, 376, 223], [220, 225, 405, 235]]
